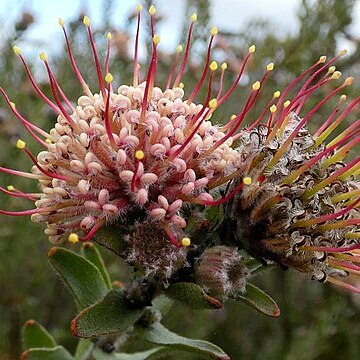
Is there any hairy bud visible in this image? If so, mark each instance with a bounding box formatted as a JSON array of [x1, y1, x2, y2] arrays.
[[195, 246, 249, 300]]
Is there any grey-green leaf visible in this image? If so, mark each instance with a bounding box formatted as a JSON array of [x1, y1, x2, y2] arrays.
[[152, 295, 173, 315], [22, 320, 57, 350], [164, 282, 222, 310], [235, 283, 280, 317], [72, 289, 145, 338], [21, 346, 73, 360], [74, 339, 94, 360], [48, 247, 108, 310], [136, 322, 229, 359], [81, 243, 112, 289], [93, 225, 129, 256]]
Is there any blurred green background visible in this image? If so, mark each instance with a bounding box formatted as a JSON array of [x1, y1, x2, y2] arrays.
[[1, 0, 360, 359]]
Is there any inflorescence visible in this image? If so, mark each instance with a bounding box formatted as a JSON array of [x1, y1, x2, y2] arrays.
[[1, 5, 360, 294]]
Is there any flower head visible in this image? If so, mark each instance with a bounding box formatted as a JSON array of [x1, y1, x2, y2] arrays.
[[1, 8, 247, 248], [225, 100, 360, 294]]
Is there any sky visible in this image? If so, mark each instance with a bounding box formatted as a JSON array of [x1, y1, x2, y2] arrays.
[[0, 0, 301, 54], [1, 0, 360, 58]]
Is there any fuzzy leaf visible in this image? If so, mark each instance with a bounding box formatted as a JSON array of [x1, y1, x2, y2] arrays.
[[164, 282, 222, 310], [152, 295, 173, 315], [22, 320, 57, 350], [235, 283, 280, 317], [72, 289, 145, 338], [81, 243, 112, 289], [92, 347, 169, 360], [74, 339, 94, 360], [21, 346, 73, 360], [48, 247, 108, 309], [93, 225, 129, 256], [136, 322, 229, 359]]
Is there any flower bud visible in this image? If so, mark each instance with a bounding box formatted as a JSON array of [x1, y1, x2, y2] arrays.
[[195, 246, 249, 301]]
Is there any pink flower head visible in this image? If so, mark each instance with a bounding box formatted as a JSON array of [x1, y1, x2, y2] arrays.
[[0, 8, 250, 247]]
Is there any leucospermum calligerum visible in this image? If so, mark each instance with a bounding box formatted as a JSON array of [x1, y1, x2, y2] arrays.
[[1, 5, 360, 297]]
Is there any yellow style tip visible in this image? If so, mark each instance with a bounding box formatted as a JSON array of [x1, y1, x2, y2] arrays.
[[190, 13, 197, 23], [58, 18, 65, 27], [210, 61, 218, 71], [153, 34, 160, 45], [13, 46, 21, 55], [211, 26, 218, 36], [136, 4, 143, 12], [283, 100, 291, 108], [266, 62, 274, 71], [39, 52, 47, 62], [270, 104, 277, 113], [7, 185, 15, 191], [83, 16, 90, 27], [16, 139, 26, 149], [45, 138, 52, 144], [230, 114, 237, 121], [248, 45, 256, 53], [221, 62, 227, 70], [318, 55, 327, 63], [252, 81, 261, 91], [209, 98, 217, 109], [331, 71, 342, 80], [135, 149, 145, 160], [178, 82, 185, 89], [340, 94, 347, 102], [107, 32, 112, 40], [149, 5, 156, 15], [176, 44, 183, 53], [243, 176, 252, 185], [344, 77, 353, 86], [339, 49, 347, 56], [105, 73, 113, 83], [10, 102, 16, 109], [328, 66, 336, 74], [68, 233, 79, 244], [273, 90, 281, 98], [181, 237, 191, 247]]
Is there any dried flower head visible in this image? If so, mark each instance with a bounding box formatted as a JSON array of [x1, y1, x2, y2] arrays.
[[225, 96, 360, 294]]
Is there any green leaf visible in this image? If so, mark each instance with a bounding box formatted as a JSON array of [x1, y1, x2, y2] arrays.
[[74, 339, 94, 360], [93, 225, 129, 256], [21, 346, 73, 360], [22, 320, 57, 350], [48, 247, 108, 309], [244, 258, 263, 273], [245, 258, 277, 278], [235, 283, 280, 317], [136, 322, 229, 359], [92, 347, 169, 360], [164, 282, 222, 310], [81, 243, 112, 289], [152, 295, 173, 315], [72, 289, 145, 338]]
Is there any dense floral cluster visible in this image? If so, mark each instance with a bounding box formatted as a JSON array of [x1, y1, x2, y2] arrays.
[[226, 112, 360, 291], [1, 5, 360, 295]]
